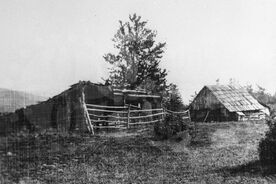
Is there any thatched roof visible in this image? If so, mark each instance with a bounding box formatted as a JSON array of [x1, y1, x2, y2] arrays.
[[206, 85, 264, 112]]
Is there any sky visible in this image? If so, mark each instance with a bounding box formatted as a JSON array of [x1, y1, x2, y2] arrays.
[[0, 0, 276, 103]]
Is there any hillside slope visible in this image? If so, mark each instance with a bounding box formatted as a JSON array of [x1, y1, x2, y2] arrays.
[[0, 88, 46, 113]]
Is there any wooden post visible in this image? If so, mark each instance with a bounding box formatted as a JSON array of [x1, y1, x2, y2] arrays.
[[162, 108, 165, 121], [116, 113, 120, 127], [188, 110, 191, 122], [203, 111, 210, 122], [81, 98, 91, 133], [87, 109, 94, 135], [127, 105, 130, 129], [82, 90, 94, 135]]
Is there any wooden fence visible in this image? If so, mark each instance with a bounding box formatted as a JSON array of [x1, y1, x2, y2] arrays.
[[84, 103, 191, 134]]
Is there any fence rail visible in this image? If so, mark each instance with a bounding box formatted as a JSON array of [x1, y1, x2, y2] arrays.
[[86, 104, 128, 109], [84, 103, 190, 134], [87, 108, 129, 114]]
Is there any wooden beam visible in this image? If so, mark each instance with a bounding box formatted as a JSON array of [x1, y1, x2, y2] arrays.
[[203, 111, 210, 122], [86, 104, 128, 109], [87, 108, 128, 114], [88, 113, 128, 120], [82, 91, 94, 135], [129, 108, 163, 113], [129, 119, 161, 125], [127, 105, 130, 129]]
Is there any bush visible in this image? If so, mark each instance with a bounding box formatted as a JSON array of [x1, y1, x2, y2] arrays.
[[154, 114, 193, 140], [258, 118, 276, 165]]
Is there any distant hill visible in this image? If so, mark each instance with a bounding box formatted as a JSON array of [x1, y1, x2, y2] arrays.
[[0, 88, 47, 113]]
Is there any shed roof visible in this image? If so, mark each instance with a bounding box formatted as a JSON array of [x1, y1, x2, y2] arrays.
[[113, 88, 160, 99], [206, 85, 264, 112]]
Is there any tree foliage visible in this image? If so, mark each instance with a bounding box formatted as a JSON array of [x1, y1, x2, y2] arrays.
[[104, 14, 167, 93], [246, 84, 276, 117], [163, 83, 186, 111], [246, 85, 276, 105]]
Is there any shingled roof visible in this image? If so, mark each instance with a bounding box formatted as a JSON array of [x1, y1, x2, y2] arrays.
[[206, 85, 264, 112]]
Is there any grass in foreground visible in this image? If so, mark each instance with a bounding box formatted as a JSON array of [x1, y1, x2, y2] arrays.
[[0, 121, 275, 184]]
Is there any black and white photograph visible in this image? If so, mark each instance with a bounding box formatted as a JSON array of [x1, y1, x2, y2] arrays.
[[0, 0, 276, 183]]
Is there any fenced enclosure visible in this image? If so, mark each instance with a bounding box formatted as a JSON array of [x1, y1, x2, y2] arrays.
[[84, 103, 191, 134]]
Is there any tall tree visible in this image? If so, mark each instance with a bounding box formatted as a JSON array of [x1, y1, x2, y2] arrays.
[[104, 14, 167, 93]]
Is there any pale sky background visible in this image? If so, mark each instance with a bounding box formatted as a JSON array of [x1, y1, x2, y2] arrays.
[[0, 0, 276, 103]]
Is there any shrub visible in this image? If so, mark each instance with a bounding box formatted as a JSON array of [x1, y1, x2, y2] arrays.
[[154, 114, 193, 139], [258, 118, 276, 165]]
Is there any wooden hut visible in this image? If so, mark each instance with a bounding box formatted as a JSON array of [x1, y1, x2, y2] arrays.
[[189, 85, 269, 122], [0, 81, 161, 134]]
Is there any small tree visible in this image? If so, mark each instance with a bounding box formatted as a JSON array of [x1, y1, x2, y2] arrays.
[[104, 14, 167, 93], [163, 83, 185, 111], [155, 83, 190, 139]]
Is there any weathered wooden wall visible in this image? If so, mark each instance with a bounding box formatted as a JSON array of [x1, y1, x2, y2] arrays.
[[190, 87, 237, 122], [190, 87, 223, 110]]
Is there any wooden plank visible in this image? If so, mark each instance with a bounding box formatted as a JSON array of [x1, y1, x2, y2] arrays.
[[129, 108, 163, 113], [161, 105, 165, 120], [89, 113, 128, 120], [166, 109, 189, 114], [188, 110, 191, 121], [86, 104, 127, 109], [203, 111, 210, 122], [127, 94, 160, 98], [82, 92, 94, 135], [129, 119, 161, 125], [103, 122, 126, 125], [127, 105, 130, 129], [182, 117, 190, 120], [87, 108, 128, 114], [125, 104, 141, 109], [129, 112, 164, 119], [93, 126, 127, 129], [91, 119, 126, 124]]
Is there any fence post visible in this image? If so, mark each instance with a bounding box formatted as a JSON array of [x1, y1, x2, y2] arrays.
[[188, 110, 191, 122], [82, 92, 94, 135], [161, 105, 165, 121], [163, 109, 165, 121], [127, 105, 130, 129]]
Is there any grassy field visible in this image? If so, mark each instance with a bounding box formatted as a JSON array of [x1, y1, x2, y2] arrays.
[[0, 121, 275, 184]]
